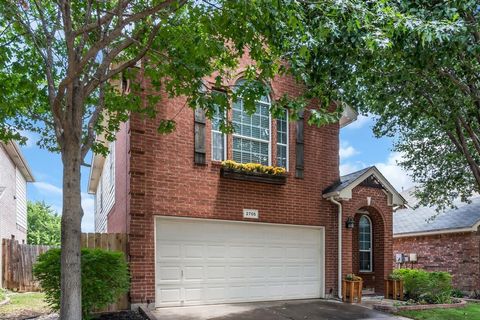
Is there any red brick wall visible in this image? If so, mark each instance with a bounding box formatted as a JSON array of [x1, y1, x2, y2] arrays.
[[125, 69, 343, 304], [393, 231, 480, 292], [342, 186, 393, 294], [108, 54, 394, 304]]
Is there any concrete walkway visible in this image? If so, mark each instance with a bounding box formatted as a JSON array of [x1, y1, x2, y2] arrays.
[[151, 299, 409, 320]]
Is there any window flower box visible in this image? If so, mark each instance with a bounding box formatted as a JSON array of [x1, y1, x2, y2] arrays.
[[342, 274, 363, 303], [220, 161, 287, 185]]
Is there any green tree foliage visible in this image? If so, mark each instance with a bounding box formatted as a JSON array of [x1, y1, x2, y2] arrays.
[[285, 1, 479, 209], [354, 1, 480, 210], [33, 248, 130, 319], [27, 201, 61, 246], [0, 2, 315, 317]]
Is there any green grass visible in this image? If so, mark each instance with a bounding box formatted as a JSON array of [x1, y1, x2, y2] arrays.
[[398, 303, 480, 320], [0, 291, 50, 318], [0, 289, 5, 301]]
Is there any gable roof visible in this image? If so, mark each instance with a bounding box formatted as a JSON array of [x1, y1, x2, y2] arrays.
[[1, 141, 35, 182], [323, 166, 406, 206], [394, 194, 480, 237]]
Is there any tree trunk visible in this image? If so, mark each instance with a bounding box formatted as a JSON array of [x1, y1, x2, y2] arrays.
[[60, 140, 83, 320]]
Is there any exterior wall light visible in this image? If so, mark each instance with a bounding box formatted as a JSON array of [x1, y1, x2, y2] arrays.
[[346, 217, 355, 229]]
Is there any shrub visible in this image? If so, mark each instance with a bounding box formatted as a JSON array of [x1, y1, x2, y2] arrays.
[[33, 248, 129, 319], [392, 268, 452, 304], [451, 288, 464, 298]]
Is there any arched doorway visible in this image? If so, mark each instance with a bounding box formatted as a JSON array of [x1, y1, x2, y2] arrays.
[[352, 206, 386, 294]]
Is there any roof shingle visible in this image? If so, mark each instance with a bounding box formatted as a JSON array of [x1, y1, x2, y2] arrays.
[[394, 196, 480, 235]]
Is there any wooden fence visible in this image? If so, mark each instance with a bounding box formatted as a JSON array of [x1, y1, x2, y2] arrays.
[[1, 240, 52, 292], [1, 233, 129, 311]]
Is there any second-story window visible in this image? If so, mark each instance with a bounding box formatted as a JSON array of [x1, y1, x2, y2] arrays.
[[211, 92, 227, 161], [232, 84, 271, 165], [276, 110, 288, 168]]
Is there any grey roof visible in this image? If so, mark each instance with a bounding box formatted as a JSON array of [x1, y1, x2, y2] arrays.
[[394, 196, 480, 235], [324, 166, 373, 194]]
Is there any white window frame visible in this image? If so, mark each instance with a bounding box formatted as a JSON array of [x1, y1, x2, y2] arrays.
[[276, 109, 289, 169], [211, 94, 228, 162], [359, 215, 373, 272], [232, 97, 272, 166]]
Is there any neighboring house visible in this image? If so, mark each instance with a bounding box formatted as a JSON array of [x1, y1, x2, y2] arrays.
[[88, 57, 406, 309], [0, 141, 35, 242], [393, 191, 480, 293], [0, 141, 34, 288]]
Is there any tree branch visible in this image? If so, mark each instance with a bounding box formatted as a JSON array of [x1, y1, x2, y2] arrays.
[[81, 84, 105, 160]]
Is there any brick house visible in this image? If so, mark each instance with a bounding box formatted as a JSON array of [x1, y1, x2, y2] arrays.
[[393, 193, 480, 293], [88, 59, 406, 308]]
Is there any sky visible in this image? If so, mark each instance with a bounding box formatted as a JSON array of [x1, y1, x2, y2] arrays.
[[19, 114, 414, 232]]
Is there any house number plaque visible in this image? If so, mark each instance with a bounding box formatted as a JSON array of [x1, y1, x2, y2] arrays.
[[243, 209, 259, 219]]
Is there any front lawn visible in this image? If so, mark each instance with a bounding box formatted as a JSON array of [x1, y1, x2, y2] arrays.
[[0, 291, 50, 320], [398, 303, 480, 320]]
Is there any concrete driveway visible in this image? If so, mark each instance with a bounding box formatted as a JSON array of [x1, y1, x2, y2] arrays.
[[151, 299, 408, 320]]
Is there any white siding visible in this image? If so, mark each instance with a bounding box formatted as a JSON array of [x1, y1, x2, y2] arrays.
[[94, 142, 115, 233], [15, 168, 27, 231], [0, 145, 27, 242]]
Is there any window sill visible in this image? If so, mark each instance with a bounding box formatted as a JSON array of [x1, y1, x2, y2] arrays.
[[220, 167, 287, 185], [211, 160, 224, 167], [359, 271, 374, 274]]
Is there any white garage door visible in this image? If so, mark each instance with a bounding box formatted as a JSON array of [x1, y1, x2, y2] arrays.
[[155, 217, 324, 307]]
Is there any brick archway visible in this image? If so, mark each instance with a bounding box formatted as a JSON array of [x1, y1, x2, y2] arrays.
[[340, 185, 394, 295], [352, 206, 386, 293]]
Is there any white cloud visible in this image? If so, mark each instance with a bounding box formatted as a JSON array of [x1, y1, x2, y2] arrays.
[[340, 161, 366, 176], [339, 142, 359, 160], [375, 152, 414, 192], [345, 114, 372, 130], [33, 182, 63, 195]]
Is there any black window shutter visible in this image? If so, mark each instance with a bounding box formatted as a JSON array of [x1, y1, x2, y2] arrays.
[[295, 110, 304, 178], [194, 108, 206, 164]]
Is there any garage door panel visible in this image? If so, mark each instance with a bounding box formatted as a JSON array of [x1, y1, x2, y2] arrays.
[[157, 244, 181, 259], [156, 218, 324, 307], [157, 266, 182, 281], [184, 244, 204, 258], [158, 288, 181, 304]]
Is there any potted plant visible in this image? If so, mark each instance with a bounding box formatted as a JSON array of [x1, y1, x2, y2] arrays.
[[385, 272, 404, 300], [220, 160, 287, 185], [342, 274, 363, 303]]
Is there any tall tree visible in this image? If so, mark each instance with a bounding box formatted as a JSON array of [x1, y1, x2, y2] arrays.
[[27, 201, 62, 246], [279, 1, 472, 209], [0, 1, 308, 318], [344, 1, 480, 209]]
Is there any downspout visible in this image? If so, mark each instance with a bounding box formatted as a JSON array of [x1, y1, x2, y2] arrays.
[[329, 197, 342, 299]]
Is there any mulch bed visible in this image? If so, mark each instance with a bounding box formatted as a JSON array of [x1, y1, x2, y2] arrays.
[[374, 299, 467, 313], [93, 311, 147, 320]]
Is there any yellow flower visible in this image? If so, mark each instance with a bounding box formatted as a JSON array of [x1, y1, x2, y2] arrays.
[[222, 160, 286, 176]]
